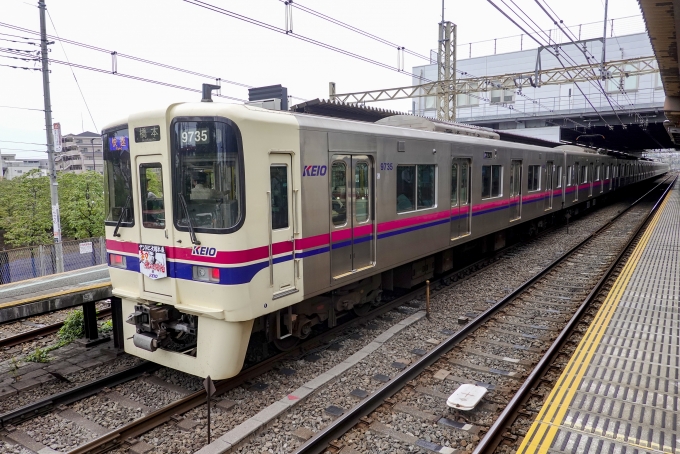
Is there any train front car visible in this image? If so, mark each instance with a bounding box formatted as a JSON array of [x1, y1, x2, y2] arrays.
[[104, 104, 301, 379]]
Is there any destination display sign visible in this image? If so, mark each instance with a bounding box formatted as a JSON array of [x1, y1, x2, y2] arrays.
[[109, 136, 129, 151], [134, 125, 161, 143]]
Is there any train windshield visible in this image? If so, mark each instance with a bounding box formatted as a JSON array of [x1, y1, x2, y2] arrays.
[[103, 127, 134, 225], [173, 120, 242, 232]]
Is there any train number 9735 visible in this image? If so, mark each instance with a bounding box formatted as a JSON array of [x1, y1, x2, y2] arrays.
[[380, 162, 393, 171], [181, 129, 210, 145]]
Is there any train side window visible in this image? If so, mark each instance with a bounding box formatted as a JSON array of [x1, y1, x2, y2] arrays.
[[595, 165, 601, 181], [270, 165, 289, 230], [451, 162, 458, 207], [567, 166, 573, 186], [481, 165, 502, 199], [581, 165, 588, 183], [527, 165, 541, 191], [355, 162, 370, 223], [397, 164, 436, 213], [397, 165, 415, 212], [556, 166, 563, 188], [460, 161, 469, 205], [331, 162, 347, 226], [417, 165, 436, 209], [140, 163, 165, 229]]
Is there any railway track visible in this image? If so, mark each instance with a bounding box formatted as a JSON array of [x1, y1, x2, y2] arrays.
[[0, 227, 513, 453], [0, 307, 112, 350], [0, 179, 668, 454], [291, 175, 676, 454]]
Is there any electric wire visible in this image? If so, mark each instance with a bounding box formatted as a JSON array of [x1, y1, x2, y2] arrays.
[[183, 0, 431, 82], [0, 62, 40, 71], [0, 105, 43, 112], [488, 0, 611, 127], [507, 0, 630, 124], [0, 22, 254, 90], [0, 140, 48, 146], [532, 0, 638, 122], [46, 9, 98, 132], [0, 48, 248, 102], [279, 0, 431, 61]]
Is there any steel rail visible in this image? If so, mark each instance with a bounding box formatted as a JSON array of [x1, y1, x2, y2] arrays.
[[0, 361, 160, 428], [473, 173, 677, 454], [293, 174, 675, 454], [67, 176, 668, 454], [67, 243, 517, 454], [0, 308, 112, 349]]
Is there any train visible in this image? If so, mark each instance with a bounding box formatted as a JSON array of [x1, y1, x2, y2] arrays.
[[103, 100, 668, 379]]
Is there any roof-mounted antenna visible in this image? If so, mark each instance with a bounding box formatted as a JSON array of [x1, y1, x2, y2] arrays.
[[201, 84, 221, 102]]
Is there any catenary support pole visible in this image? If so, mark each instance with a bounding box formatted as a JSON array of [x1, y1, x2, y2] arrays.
[[39, 0, 64, 273], [600, 0, 608, 80]]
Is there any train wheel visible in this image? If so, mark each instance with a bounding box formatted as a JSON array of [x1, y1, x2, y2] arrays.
[[353, 303, 372, 317], [273, 336, 300, 352]]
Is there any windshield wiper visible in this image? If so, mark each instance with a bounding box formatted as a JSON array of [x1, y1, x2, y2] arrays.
[[178, 193, 201, 245], [113, 195, 131, 238]]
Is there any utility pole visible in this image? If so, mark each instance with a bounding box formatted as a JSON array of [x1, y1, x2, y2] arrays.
[[600, 0, 609, 80], [39, 0, 64, 273]]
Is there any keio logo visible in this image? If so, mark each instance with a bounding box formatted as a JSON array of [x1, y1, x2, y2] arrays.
[[192, 246, 217, 257], [303, 165, 327, 176]]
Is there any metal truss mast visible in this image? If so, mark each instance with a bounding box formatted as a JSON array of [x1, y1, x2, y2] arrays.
[[437, 21, 457, 122], [330, 56, 658, 106]]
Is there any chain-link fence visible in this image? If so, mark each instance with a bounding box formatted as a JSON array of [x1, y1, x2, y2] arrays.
[[0, 237, 107, 285]]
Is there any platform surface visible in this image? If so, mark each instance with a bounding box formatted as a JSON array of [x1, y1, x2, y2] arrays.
[[518, 182, 679, 454], [0, 265, 111, 323]]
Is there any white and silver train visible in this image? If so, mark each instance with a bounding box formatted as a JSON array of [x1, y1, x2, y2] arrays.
[[103, 101, 668, 379]]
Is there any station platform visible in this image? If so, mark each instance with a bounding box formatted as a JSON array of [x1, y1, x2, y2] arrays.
[[0, 264, 111, 323], [518, 182, 679, 453]]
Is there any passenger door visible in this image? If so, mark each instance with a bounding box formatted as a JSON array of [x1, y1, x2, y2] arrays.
[[136, 155, 173, 297], [509, 160, 522, 221], [330, 155, 375, 280], [588, 163, 594, 197], [268, 153, 297, 298], [544, 161, 554, 210], [450, 158, 471, 240]]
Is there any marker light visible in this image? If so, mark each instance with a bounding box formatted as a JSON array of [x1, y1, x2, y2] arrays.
[[193, 265, 220, 283], [109, 253, 127, 268]]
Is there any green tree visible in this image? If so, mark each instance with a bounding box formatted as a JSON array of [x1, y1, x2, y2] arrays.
[[0, 170, 52, 247], [58, 171, 105, 239]]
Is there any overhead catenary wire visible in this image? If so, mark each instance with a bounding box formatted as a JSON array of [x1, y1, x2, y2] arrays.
[[0, 22, 254, 90], [488, 0, 612, 128], [279, 0, 431, 62], [183, 0, 431, 82], [0, 140, 47, 146], [0, 62, 41, 71], [531, 0, 635, 123], [504, 0, 629, 126], [46, 8, 98, 132], [0, 104, 43, 112], [0, 47, 248, 102], [534, 0, 641, 115]]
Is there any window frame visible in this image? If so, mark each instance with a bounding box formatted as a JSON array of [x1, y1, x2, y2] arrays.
[[481, 164, 503, 199], [170, 116, 246, 235], [103, 124, 135, 227], [556, 166, 563, 188], [396, 164, 438, 214], [527, 165, 541, 192]]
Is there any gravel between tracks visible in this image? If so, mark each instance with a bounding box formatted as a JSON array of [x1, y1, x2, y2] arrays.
[[96, 199, 635, 454]]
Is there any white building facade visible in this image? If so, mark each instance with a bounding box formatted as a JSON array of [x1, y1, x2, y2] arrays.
[[57, 131, 103, 174], [0, 153, 48, 180], [412, 16, 663, 146]]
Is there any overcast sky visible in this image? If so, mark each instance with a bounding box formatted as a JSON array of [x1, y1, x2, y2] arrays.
[[1, 0, 643, 159]]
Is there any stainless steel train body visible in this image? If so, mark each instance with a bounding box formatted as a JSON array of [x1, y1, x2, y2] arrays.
[[103, 103, 668, 379]]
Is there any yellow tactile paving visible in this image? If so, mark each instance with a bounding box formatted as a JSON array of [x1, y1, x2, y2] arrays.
[[517, 190, 673, 454]]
